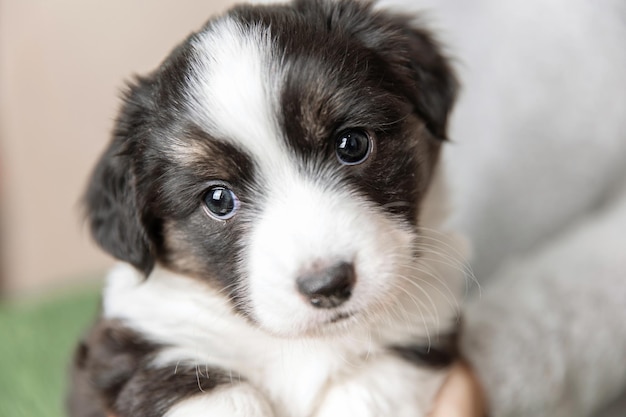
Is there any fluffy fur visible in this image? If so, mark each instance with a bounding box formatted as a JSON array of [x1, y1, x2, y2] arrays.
[[68, 1, 467, 416]]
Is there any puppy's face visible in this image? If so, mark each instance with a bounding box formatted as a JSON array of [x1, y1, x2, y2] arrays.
[[86, 0, 457, 337]]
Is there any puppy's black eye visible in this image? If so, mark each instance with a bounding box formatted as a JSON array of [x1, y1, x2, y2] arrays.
[[203, 185, 239, 220], [335, 129, 372, 165]]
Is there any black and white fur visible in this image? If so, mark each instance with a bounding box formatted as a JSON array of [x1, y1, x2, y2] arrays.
[[68, 1, 466, 416]]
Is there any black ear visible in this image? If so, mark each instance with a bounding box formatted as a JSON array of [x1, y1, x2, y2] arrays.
[[326, 0, 458, 139], [84, 79, 155, 274], [400, 25, 458, 140]]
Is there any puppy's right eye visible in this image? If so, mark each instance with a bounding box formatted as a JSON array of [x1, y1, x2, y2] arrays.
[[335, 129, 372, 165], [203, 185, 239, 220]]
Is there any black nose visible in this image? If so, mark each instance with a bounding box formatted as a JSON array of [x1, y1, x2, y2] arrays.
[[296, 262, 356, 309]]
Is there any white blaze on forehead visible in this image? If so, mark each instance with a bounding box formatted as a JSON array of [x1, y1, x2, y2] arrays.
[[188, 17, 289, 172]]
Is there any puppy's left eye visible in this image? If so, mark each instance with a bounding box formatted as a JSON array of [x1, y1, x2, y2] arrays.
[[203, 185, 239, 220], [335, 129, 372, 165]]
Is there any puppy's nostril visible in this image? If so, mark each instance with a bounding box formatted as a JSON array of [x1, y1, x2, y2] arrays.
[[296, 262, 356, 309]]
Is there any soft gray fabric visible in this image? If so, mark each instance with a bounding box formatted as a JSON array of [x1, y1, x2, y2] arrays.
[[438, 0, 626, 281], [379, 0, 626, 416], [462, 184, 626, 417], [596, 391, 626, 417]]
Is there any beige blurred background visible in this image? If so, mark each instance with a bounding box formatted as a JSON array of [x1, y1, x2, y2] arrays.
[[0, 0, 238, 298]]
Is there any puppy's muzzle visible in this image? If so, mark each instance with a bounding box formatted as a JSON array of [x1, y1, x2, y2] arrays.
[[296, 262, 356, 309]]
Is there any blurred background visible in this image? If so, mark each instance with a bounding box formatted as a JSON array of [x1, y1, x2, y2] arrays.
[[1, 0, 625, 416], [0, 0, 240, 299]]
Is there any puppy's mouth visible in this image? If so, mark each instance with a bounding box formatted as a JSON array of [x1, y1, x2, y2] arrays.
[[327, 311, 354, 324]]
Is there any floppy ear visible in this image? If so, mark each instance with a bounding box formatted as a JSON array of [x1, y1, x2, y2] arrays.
[[326, 0, 458, 139], [399, 25, 458, 140], [84, 79, 155, 274]]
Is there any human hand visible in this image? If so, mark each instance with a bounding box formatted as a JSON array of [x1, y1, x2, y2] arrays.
[[429, 362, 487, 417]]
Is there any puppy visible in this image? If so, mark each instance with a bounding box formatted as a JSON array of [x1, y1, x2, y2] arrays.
[[68, 0, 466, 416]]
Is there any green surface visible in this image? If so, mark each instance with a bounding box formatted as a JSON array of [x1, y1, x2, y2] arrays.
[[0, 291, 100, 417]]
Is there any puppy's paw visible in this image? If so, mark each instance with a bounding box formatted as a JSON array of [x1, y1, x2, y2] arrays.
[[164, 384, 275, 417], [313, 356, 445, 417]]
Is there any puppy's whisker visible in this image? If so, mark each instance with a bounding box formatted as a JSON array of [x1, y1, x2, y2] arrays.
[[381, 256, 461, 321], [389, 247, 473, 289], [415, 254, 473, 299], [195, 363, 205, 393], [416, 228, 479, 288], [390, 256, 462, 308], [389, 238, 472, 278], [414, 240, 471, 271], [386, 283, 433, 344], [392, 252, 462, 297], [414, 241, 476, 286], [410, 268, 460, 315], [393, 275, 441, 330]]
